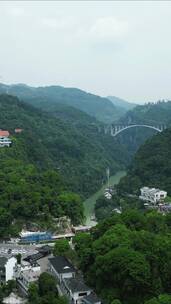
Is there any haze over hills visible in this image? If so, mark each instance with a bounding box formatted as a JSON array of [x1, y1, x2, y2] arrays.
[[107, 95, 136, 112], [0, 83, 124, 124]]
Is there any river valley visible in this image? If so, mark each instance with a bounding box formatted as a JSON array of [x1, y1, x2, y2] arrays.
[[83, 170, 126, 226]]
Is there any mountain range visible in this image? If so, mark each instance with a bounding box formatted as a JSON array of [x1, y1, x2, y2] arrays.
[[0, 83, 128, 124]]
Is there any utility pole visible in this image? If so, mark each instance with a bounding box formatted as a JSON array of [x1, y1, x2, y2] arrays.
[[106, 167, 110, 189]]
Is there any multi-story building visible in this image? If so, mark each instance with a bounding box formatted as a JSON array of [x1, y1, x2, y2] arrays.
[[0, 257, 17, 283], [0, 131, 11, 147], [139, 187, 167, 204]]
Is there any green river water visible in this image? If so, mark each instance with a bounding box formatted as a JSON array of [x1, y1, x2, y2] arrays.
[[83, 170, 126, 226]]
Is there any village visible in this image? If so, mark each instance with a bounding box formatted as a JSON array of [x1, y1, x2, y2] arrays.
[[0, 239, 101, 304]]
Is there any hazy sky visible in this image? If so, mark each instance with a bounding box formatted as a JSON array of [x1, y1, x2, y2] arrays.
[[0, 1, 171, 103]]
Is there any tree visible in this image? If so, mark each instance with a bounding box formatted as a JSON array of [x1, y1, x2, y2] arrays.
[[53, 239, 70, 257], [16, 253, 21, 264], [28, 283, 40, 304], [111, 300, 122, 304], [38, 273, 57, 297]]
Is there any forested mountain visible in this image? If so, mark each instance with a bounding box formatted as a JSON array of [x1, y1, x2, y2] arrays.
[[119, 100, 171, 125], [0, 83, 123, 123], [0, 94, 130, 236], [107, 96, 136, 112], [114, 100, 171, 156], [0, 94, 129, 197], [118, 127, 171, 196]]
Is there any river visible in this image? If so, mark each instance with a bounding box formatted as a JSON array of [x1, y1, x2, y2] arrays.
[[83, 170, 126, 226]]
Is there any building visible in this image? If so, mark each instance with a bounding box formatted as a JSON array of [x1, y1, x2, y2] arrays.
[[14, 129, 23, 134], [61, 277, 91, 304], [139, 187, 167, 204], [0, 130, 11, 147], [72, 226, 91, 233], [17, 266, 41, 295], [3, 293, 26, 304], [49, 256, 76, 283], [82, 292, 101, 304], [20, 231, 52, 243], [0, 257, 17, 283]]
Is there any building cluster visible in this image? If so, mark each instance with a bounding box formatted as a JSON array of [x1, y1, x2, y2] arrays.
[[0, 244, 100, 304], [139, 187, 171, 213]]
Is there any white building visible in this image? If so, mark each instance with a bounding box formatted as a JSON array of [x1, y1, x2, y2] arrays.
[[139, 187, 167, 204], [5, 257, 17, 282], [0, 131, 11, 147], [0, 257, 17, 283]]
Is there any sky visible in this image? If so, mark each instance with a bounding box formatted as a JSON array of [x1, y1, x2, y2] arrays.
[[0, 1, 171, 103]]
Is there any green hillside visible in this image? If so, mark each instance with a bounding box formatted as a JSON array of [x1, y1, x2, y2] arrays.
[[0, 94, 129, 197], [0, 94, 131, 236], [0, 83, 123, 123], [118, 127, 171, 196], [114, 100, 171, 156]]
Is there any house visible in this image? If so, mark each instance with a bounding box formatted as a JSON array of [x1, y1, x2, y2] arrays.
[[61, 277, 91, 304], [82, 292, 101, 304], [139, 187, 167, 204], [49, 256, 76, 283], [17, 267, 41, 295], [0, 257, 17, 283], [14, 129, 23, 134], [3, 292, 26, 304], [0, 130, 11, 147]]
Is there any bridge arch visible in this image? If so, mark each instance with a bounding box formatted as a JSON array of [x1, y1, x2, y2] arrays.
[[111, 124, 163, 137]]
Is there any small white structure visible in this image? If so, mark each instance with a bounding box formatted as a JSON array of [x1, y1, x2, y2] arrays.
[[104, 192, 112, 200], [3, 293, 26, 304], [139, 187, 167, 204]]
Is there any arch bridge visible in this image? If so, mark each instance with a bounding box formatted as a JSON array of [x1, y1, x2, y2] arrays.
[[102, 124, 166, 137]]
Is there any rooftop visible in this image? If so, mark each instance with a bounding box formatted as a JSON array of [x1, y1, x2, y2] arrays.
[[49, 256, 76, 274], [21, 269, 40, 282], [0, 130, 9, 137], [83, 292, 101, 304], [64, 277, 91, 293]]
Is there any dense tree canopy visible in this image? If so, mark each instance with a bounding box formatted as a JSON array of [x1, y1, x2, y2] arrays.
[[74, 210, 171, 304], [117, 128, 171, 196]]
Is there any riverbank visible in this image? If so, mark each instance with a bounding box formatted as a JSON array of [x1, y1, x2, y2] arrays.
[[83, 170, 126, 226]]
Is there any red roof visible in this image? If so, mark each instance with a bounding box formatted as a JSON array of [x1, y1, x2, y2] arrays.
[[0, 130, 10, 137]]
